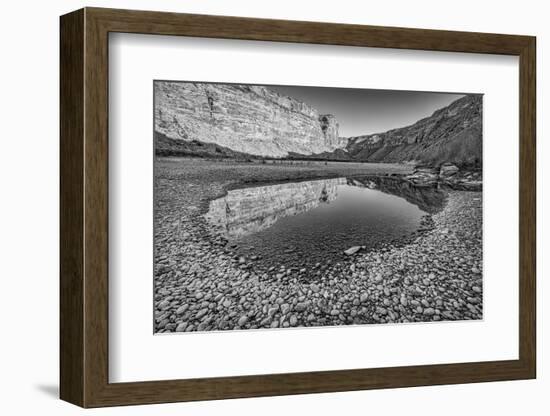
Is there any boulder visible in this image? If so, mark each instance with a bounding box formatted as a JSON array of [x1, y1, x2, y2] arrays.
[[344, 246, 362, 256], [439, 163, 459, 177], [405, 166, 439, 186]]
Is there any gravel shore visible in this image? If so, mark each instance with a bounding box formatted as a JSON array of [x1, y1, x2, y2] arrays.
[[154, 158, 482, 333]]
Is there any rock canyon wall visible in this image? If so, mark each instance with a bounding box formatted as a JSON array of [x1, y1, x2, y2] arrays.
[[155, 82, 345, 158], [155, 82, 482, 169]]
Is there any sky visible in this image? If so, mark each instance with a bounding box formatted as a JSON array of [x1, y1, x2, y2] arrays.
[[268, 85, 466, 137]]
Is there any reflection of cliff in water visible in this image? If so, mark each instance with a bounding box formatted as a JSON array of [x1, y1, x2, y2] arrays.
[[347, 176, 446, 214], [205, 176, 446, 240], [206, 178, 346, 238]]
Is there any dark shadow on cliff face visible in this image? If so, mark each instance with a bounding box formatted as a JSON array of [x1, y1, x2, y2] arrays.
[[347, 176, 447, 214]]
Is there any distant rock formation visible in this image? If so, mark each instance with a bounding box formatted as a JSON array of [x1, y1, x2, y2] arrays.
[[155, 82, 346, 158], [344, 95, 482, 168], [403, 164, 482, 191], [155, 82, 482, 169]]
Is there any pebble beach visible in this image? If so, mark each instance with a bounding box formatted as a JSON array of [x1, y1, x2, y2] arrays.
[[154, 158, 482, 333]]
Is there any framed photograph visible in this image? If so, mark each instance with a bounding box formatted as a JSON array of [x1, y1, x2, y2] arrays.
[[60, 7, 536, 407]]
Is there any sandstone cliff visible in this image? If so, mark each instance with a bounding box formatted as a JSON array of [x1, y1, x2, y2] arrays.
[[155, 82, 346, 158], [155, 83, 482, 169]]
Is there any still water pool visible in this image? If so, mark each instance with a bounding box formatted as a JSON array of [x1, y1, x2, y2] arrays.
[[205, 176, 445, 270]]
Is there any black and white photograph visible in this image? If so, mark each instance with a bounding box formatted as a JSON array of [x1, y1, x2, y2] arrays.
[[153, 81, 483, 333]]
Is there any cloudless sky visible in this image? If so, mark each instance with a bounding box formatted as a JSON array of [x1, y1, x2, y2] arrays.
[[268, 85, 465, 137]]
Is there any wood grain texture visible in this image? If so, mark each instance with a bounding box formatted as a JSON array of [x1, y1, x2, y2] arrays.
[[518, 38, 536, 375], [88, 7, 532, 54], [59, 8, 84, 407], [83, 10, 110, 406], [59, 7, 537, 408]]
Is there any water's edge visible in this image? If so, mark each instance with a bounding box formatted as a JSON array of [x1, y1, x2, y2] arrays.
[[203, 174, 447, 273]]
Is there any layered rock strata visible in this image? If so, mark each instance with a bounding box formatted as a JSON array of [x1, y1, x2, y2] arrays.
[[155, 82, 345, 157], [155, 82, 482, 170]]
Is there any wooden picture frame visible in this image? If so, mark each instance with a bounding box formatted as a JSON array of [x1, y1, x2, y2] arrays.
[[60, 7, 536, 408]]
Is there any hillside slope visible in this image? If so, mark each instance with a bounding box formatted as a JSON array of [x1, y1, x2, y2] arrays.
[[155, 84, 482, 169], [344, 94, 482, 168]]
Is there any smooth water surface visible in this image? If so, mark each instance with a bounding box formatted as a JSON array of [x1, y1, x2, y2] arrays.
[[205, 176, 445, 270]]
